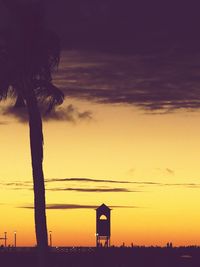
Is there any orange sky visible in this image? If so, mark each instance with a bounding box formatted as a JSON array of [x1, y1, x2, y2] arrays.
[[1, 97, 200, 247], [1, 49, 200, 247]]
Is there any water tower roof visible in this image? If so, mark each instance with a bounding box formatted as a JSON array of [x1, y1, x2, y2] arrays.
[[96, 203, 111, 211]]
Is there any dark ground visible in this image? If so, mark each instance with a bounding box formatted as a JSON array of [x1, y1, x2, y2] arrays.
[[1, 247, 200, 267]]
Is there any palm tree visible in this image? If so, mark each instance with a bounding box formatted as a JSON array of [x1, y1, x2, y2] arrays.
[[0, 1, 64, 266]]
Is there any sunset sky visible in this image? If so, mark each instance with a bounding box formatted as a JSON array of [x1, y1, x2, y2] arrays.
[[1, 0, 200, 248]]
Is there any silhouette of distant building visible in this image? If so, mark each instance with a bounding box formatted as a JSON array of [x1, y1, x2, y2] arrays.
[[167, 242, 173, 248], [96, 203, 111, 248]]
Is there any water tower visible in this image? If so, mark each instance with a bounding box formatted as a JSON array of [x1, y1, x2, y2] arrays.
[[96, 203, 111, 247]]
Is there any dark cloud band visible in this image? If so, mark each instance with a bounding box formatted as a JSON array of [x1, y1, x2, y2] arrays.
[[47, 187, 133, 193], [2, 177, 200, 191], [20, 203, 138, 210], [45, 177, 131, 184], [54, 50, 200, 113]]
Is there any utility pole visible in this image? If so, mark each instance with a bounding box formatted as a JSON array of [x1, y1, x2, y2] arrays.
[[14, 231, 17, 247], [4, 232, 7, 247]]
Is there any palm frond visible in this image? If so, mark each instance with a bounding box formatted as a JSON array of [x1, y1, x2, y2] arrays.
[[0, 1, 64, 113], [33, 80, 64, 112]]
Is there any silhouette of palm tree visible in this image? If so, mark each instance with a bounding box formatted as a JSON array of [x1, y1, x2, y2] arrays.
[[0, 0, 64, 266]]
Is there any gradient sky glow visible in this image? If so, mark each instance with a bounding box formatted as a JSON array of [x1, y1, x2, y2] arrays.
[[1, 49, 200, 247], [1, 0, 200, 247]]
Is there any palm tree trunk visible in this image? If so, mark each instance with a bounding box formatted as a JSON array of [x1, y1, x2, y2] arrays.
[[23, 82, 49, 267]]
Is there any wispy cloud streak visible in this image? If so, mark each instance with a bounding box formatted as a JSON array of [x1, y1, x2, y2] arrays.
[[20, 204, 138, 210], [47, 187, 133, 193], [1, 104, 92, 123], [2, 177, 200, 192], [45, 177, 132, 184], [46, 178, 200, 190]]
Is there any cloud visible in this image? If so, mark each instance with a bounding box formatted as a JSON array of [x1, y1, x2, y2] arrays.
[[2, 177, 200, 192], [46, 204, 98, 209], [0, 121, 8, 125], [45, 177, 160, 186], [3, 182, 31, 187], [3, 52, 200, 117], [47, 187, 133, 193], [1, 104, 92, 123], [161, 183, 200, 188], [54, 50, 200, 113], [45, 177, 200, 189], [0, 181, 31, 187], [130, 181, 200, 188], [0, 178, 135, 192], [0, 181, 32, 191], [46, 177, 131, 184], [20, 203, 138, 210], [43, 105, 92, 123], [2, 106, 28, 122]]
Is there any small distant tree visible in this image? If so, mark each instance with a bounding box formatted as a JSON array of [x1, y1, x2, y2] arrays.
[[0, 0, 64, 266]]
